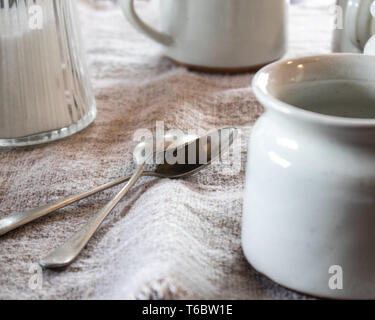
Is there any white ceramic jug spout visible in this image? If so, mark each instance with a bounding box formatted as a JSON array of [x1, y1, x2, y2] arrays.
[[365, 34, 375, 54], [364, 1, 375, 54]]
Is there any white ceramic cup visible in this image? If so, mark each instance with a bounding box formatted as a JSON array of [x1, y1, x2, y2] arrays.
[[244, 53, 375, 299], [333, 0, 375, 53], [120, 0, 288, 72]]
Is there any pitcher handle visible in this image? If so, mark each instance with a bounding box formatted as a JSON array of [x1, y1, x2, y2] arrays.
[[119, 0, 173, 46], [346, 0, 374, 49]]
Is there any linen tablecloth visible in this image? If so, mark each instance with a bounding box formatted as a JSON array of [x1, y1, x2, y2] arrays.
[[0, 0, 335, 299]]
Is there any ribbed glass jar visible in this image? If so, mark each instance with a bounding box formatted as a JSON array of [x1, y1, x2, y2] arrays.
[[0, 0, 96, 147]]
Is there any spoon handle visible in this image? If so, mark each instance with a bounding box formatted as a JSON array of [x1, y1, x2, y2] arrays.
[[0, 171, 157, 237], [39, 162, 148, 269]]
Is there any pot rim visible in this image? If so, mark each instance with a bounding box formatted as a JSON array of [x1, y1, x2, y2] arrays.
[[252, 53, 375, 128]]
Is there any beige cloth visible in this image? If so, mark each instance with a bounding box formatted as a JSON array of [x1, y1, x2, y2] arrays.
[[0, 0, 335, 299]]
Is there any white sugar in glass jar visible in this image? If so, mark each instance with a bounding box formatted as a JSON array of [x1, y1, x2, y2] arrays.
[[0, 0, 96, 147]]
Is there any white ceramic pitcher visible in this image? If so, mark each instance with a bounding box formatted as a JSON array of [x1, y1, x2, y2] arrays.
[[333, 0, 375, 52], [120, 0, 288, 73]]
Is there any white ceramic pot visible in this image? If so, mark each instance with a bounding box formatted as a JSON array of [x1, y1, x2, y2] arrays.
[[333, 0, 375, 53], [120, 0, 288, 72], [243, 53, 375, 299]]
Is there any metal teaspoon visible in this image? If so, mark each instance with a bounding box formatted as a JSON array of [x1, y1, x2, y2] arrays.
[[39, 127, 237, 268]]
